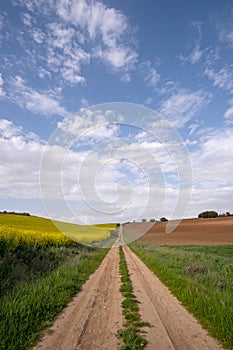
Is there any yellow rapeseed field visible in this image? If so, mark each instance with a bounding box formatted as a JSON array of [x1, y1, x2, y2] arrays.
[[0, 214, 116, 248]]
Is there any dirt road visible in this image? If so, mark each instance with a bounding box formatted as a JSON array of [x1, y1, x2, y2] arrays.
[[33, 229, 223, 350], [33, 247, 123, 350], [123, 245, 223, 350]]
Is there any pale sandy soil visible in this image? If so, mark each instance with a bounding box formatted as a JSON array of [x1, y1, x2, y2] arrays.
[[123, 245, 223, 350], [32, 247, 123, 350]]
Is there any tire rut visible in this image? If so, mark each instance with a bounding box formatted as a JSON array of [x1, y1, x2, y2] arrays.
[[33, 247, 123, 350], [123, 245, 223, 350]]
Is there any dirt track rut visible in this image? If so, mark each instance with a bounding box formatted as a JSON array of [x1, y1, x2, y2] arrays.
[[33, 236, 223, 350], [33, 247, 123, 350], [123, 245, 223, 350]]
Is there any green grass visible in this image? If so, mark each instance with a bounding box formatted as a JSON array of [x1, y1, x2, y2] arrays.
[[130, 242, 233, 350], [0, 213, 111, 350], [0, 246, 108, 350], [118, 246, 149, 350]]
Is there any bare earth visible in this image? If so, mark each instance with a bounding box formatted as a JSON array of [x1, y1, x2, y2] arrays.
[[133, 217, 233, 245], [33, 247, 123, 350]]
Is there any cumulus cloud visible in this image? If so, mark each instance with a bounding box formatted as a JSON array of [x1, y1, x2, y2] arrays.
[[7, 75, 68, 116], [0, 118, 44, 198], [1, 117, 233, 221], [187, 127, 233, 215]]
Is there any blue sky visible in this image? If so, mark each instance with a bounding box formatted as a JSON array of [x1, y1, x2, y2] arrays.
[[0, 0, 233, 223]]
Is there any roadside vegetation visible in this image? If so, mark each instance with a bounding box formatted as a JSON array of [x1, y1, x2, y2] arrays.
[[0, 214, 110, 350], [118, 246, 150, 350], [130, 242, 233, 350]]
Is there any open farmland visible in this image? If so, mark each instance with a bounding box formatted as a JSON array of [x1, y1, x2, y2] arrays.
[[1, 217, 232, 350], [0, 214, 111, 350], [0, 214, 115, 247], [131, 217, 233, 245]]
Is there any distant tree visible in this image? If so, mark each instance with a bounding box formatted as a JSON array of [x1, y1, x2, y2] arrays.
[[150, 218, 156, 222], [160, 217, 168, 222], [141, 218, 147, 223], [226, 212, 231, 216], [198, 211, 218, 218]]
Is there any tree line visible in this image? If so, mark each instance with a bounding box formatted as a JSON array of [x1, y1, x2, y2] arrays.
[[0, 211, 30, 216]]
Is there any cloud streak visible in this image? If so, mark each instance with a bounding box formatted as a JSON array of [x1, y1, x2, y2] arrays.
[[7, 76, 68, 116], [159, 88, 211, 128]]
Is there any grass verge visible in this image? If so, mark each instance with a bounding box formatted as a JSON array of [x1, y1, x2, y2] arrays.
[[130, 242, 233, 350], [118, 246, 150, 350], [0, 247, 108, 350]]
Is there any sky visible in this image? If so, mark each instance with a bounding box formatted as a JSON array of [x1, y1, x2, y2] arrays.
[[0, 0, 233, 224]]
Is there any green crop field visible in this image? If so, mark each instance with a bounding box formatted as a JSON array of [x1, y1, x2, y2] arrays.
[[0, 214, 112, 350], [130, 242, 233, 349]]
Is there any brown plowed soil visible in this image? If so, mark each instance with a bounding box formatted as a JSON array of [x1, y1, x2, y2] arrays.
[[33, 247, 123, 350], [133, 217, 233, 245], [123, 245, 223, 350]]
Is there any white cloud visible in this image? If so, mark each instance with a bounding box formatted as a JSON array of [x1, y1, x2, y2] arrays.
[[57, 0, 137, 70], [0, 13, 5, 46], [223, 98, 233, 123], [184, 126, 233, 216], [140, 60, 160, 87], [1, 117, 233, 222], [0, 118, 44, 198], [0, 119, 22, 138], [145, 97, 153, 105], [47, 22, 89, 84], [204, 66, 233, 93], [192, 128, 233, 183], [8, 75, 68, 116], [0, 73, 5, 96], [95, 46, 137, 69], [224, 106, 233, 119], [14, 0, 55, 14], [10, 0, 138, 87], [21, 12, 33, 27], [30, 28, 45, 44], [159, 88, 211, 128], [220, 29, 233, 46], [81, 98, 89, 107], [179, 22, 204, 64]]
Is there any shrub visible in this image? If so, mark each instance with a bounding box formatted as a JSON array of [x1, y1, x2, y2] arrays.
[[198, 211, 218, 218]]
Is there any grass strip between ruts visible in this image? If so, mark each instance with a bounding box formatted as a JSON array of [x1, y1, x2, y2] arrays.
[[117, 246, 150, 350]]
